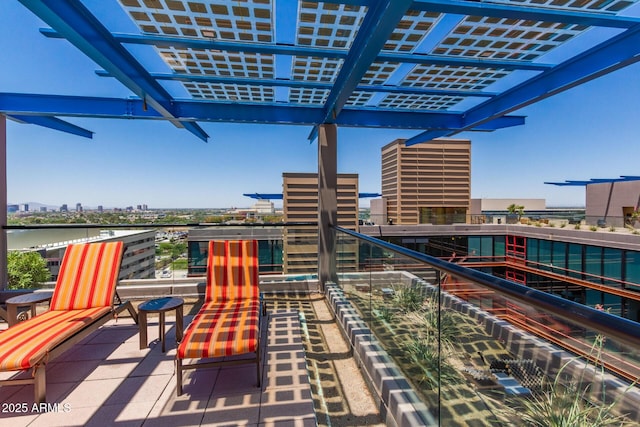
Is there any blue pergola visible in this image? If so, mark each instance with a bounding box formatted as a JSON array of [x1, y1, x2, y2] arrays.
[[2, 0, 639, 142], [3, 0, 640, 285], [545, 176, 640, 186]]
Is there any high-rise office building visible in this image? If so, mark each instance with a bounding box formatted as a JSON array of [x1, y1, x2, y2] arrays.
[[380, 138, 471, 225], [282, 172, 359, 275]]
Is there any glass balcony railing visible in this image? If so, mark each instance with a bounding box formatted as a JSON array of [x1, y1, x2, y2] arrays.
[[335, 226, 640, 426], [366, 212, 640, 230], [4, 222, 320, 288]]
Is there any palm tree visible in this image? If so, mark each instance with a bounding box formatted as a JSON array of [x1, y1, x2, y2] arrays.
[[507, 203, 525, 220]]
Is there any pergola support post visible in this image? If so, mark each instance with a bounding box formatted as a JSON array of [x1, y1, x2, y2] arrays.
[[1, 115, 7, 289], [318, 123, 338, 290]]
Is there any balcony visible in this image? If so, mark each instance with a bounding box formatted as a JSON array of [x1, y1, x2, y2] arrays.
[[0, 282, 381, 426], [4, 0, 640, 423], [1, 224, 640, 426]]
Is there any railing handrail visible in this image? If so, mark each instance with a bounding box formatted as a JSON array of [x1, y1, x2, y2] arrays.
[[334, 226, 640, 350]]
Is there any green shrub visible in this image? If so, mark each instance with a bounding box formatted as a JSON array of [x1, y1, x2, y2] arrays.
[[7, 251, 50, 289]]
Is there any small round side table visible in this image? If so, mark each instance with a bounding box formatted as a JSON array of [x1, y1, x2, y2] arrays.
[[6, 291, 54, 327], [138, 297, 184, 352]]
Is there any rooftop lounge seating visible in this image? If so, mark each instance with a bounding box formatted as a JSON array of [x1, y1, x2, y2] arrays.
[[176, 239, 262, 396], [0, 241, 138, 403]]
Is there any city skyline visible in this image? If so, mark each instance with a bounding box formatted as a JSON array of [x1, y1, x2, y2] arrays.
[[3, 3, 640, 209]]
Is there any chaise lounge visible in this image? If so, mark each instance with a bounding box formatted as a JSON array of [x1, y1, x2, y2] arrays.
[[0, 241, 137, 403], [176, 239, 263, 395]]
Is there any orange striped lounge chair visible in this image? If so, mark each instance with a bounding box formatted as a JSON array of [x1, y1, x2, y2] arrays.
[[176, 240, 263, 395], [0, 241, 137, 403]]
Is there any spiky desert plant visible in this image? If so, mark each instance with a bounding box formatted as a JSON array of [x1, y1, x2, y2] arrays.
[[377, 305, 396, 323], [393, 285, 425, 313], [406, 337, 461, 390], [417, 295, 465, 351], [511, 336, 636, 427]]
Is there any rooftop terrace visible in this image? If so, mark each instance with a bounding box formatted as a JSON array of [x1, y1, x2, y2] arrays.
[[3, 0, 640, 425], [2, 225, 640, 426], [0, 291, 386, 427]]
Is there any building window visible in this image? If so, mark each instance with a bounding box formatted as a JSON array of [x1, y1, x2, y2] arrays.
[[585, 246, 603, 284], [625, 251, 640, 285]]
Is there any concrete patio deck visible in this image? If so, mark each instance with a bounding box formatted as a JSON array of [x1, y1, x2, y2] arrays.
[[0, 309, 317, 426]]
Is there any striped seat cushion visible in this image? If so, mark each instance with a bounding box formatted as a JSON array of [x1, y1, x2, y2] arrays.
[[206, 240, 259, 303], [50, 241, 124, 310], [0, 307, 112, 371], [177, 299, 260, 359]]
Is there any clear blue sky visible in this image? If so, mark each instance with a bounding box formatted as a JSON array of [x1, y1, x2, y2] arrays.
[[2, 2, 640, 209]]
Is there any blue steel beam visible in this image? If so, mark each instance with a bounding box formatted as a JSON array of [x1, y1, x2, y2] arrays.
[[0, 92, 525, 130], [319, 0, 413, 122], [411, 0, 640, 29], [406, 23, 640, 145], [471, 115, 525, 130], [0, 93, 160, 119], [590, 178, 625, 183], [243, 193, 284, 200], [19, 0, 208, 142], [543, 182, 589, 186], [8, 115, 93, 138], [335, 108, 523, 130], [40, 28, 349, 58], [128, 71, 497, 98], [378, 53, 552, 71], [309, 0, 413, 141], [544, 177, 640, 186], [41, 29, 555, 71]]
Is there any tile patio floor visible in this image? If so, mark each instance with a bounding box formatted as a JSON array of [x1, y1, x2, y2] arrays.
[[0, 309, 317, 426]]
